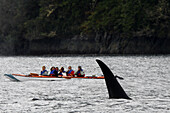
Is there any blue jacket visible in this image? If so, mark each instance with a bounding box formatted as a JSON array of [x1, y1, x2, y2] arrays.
[[41, 70, 47, 75], [50, 70, 55, 75]]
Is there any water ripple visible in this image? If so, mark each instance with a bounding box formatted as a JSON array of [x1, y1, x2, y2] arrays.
[[0, 56, 169, 112]]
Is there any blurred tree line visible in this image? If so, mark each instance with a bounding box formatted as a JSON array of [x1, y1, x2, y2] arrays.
[[0, 0, 169, 50]]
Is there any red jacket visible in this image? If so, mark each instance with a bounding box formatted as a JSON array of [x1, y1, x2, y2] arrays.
[[67, 70, 74, 76]]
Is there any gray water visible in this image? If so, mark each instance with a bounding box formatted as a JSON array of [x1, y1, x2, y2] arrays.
[[0, 56, 169, 113]]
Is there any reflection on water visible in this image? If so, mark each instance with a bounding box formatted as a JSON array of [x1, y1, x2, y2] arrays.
[[0, 56, 169, 112]]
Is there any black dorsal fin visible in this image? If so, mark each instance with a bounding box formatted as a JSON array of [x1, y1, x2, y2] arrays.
[[96, 59, 131, 99]]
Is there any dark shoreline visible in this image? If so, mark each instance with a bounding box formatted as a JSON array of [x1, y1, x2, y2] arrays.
[[1, 36, 169, 56]]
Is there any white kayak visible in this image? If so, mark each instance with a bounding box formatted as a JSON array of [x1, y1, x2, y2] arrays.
[[4, 74, 104, 82]]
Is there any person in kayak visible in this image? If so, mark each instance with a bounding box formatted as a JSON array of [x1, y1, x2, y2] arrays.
[[40, 66, 48, 75], [50, 66, 56, 76], [75, 66, 85, 77], [66, 66, 75, 77], [58, 67, 65, 76], [53, 67, 59, 77], [55, 67, 59, 72]]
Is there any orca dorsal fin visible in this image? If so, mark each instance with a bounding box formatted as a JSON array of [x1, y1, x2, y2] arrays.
[[96, 59, 131, 99]]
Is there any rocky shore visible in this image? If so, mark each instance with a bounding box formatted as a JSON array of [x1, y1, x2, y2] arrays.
[[1, 34, 169, 56]]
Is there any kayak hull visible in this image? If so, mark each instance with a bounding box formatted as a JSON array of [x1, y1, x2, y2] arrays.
[[4, 74, 104, 82]]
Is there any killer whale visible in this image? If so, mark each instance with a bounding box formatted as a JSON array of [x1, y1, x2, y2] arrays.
[[96, 59, 131, 99]]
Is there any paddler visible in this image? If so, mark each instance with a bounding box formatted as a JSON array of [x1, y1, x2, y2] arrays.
[[55, 67, 59, 72], [54, 67, 59, 77], [66, 66, 75, 77], [74, 66, 85, 77], [40, 66, 48, 75], [50, 66, 55, 76], [58, 67, 65, 76]]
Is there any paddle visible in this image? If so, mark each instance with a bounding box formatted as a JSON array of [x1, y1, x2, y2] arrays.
[[64, 77, 71, 79], [62, 76, 72, 79], [30, 73, 39, 76]]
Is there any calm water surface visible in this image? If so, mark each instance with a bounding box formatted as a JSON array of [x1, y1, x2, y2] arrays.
[[0, 56, 169, 112]]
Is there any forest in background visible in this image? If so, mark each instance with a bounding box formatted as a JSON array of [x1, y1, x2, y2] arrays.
[[0, 0, 169, 55]]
